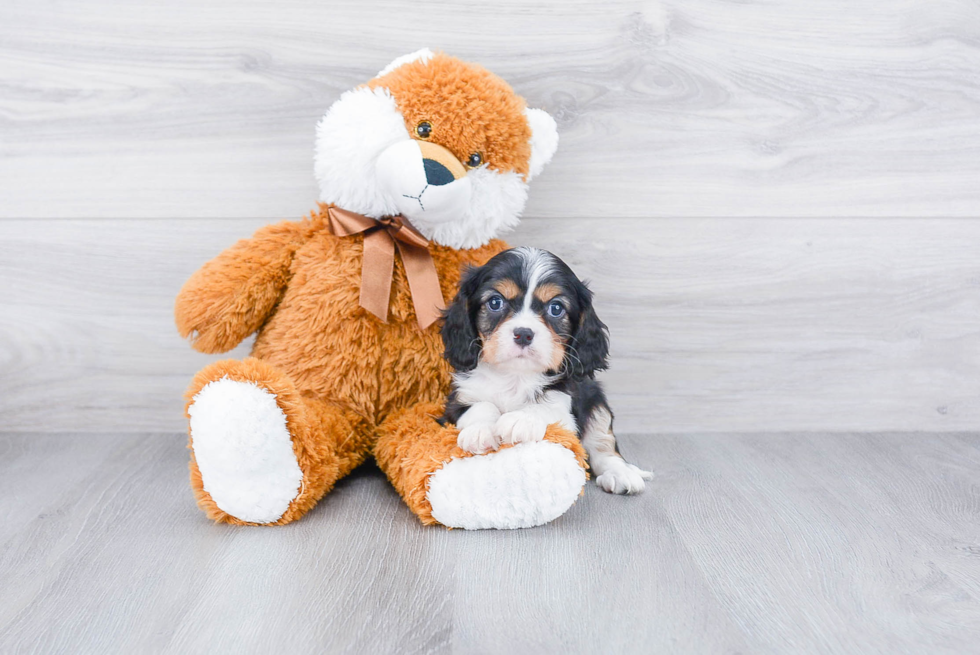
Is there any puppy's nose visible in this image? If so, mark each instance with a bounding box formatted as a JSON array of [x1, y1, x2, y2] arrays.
[[513, 328, 534, 347]]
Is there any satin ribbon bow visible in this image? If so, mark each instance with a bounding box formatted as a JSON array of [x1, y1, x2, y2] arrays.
[[325, 206, 446, 330]]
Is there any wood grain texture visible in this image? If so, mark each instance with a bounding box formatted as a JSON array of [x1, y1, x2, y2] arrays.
[[2, 0, 980, 219], [1, 217, 978, 434], [1, 432, 978, 654], [0, 433, 454, 654]]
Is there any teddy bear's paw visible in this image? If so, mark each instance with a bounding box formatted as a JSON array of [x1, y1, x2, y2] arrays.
[[427, 441, 587, 530], [457, 423, 500, 455], [189, 377, 303, 523], [594, 460, 653, 495], [494, 410, 547, 445]]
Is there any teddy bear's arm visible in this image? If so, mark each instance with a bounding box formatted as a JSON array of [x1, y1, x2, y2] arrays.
[[175, 220, 312, 353]]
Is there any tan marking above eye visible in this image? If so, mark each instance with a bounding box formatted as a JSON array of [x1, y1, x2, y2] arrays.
[[534, 283, 563, 304], [494, 279, 521, 300]]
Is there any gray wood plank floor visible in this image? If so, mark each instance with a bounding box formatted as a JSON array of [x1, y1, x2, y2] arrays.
[[1, 432, 977, 654]]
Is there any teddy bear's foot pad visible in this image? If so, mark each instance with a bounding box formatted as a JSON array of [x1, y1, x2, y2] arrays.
[[189, 377, 303, 523], [426, 441, 586, 530]]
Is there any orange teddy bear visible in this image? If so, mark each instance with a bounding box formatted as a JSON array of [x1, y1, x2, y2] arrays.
[[175, 50, 587, 530]]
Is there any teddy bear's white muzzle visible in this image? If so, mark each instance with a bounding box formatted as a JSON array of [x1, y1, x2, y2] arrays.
[[376, 139, 472, 226]]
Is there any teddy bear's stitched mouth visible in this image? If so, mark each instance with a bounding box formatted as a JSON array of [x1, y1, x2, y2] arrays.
[[402, 184, 428, 211]]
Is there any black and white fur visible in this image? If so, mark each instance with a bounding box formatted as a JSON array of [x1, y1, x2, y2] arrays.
[[440, 247, 652, 494]]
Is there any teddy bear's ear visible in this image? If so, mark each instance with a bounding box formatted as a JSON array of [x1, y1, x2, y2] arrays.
[[524, 107, 559, 181], [375, 48, 435, 78]]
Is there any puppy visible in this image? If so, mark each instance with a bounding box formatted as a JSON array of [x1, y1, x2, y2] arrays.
[[439, 247, 653, 494]]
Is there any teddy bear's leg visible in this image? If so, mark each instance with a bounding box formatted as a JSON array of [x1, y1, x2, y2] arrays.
[[185, 357, 372, 526], [374, 403, 589, 530]]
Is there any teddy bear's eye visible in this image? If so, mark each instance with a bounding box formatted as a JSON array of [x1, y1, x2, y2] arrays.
[[466, 152, 483, 168], [416, 121, 432, 139]]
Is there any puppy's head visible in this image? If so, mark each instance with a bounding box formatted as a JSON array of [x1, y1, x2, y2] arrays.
[[442, 247, 609, 378]]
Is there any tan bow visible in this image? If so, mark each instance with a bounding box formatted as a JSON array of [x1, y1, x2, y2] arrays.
[[325, 207, 446, 330]]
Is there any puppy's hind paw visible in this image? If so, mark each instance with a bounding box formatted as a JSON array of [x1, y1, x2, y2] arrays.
[[457, 423, 500, 455]]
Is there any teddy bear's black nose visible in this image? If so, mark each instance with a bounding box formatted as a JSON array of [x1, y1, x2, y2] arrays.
[[423, 159, 456, 186]]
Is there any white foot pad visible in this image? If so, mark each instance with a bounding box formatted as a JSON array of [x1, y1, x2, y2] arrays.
[[427, 441, 586, 530], [595, 462, 654, 495], [189, 377, 303, 523]]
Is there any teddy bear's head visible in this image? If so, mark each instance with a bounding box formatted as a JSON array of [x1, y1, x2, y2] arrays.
[[314, 49, 559, 249]]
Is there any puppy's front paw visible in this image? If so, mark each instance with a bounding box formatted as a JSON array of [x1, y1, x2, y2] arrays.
[[457, 423, 500, 455], [595, 462, 654, 495], [494, 411, 547, 445]]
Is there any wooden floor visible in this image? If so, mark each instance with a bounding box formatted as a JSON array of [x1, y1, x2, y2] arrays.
[[1, 432, 977, 654]]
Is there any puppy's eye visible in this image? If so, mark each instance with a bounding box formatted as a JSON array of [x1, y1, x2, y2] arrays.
[[466, 152, 483, 168], [416, 121, 432, 139], [486, 295, 505, 312], [548, 301, 566, 318]]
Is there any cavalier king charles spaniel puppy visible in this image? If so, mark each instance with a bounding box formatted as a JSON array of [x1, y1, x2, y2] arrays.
[[439, 247, 653, 494]]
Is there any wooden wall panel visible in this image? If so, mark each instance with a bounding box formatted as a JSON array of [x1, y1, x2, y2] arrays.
[[2, 217, 977, 433], [2, 0, 978, 434], [2, 0, 980, 219]]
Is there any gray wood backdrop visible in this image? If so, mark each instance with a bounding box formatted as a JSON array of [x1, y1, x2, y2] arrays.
[[2, 0, 979, 433]]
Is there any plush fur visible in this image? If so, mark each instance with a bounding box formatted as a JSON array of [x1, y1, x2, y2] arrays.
[[374, 402, 587, 527], [179, 207, 509, 524], [177, 52, 578, 528], [189, 376, 302, 523], [315, 51, 557, 249]]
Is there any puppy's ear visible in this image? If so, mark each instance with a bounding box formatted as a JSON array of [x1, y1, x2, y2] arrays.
[[441, 265, 484, 372], [570, 280, 610, 378]]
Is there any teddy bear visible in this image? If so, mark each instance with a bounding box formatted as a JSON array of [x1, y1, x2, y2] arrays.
[[175, 50, 589, 530]]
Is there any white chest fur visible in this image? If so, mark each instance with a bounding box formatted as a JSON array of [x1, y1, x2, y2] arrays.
[[454, 365, 548, 412], [453, 364, 576, 432]]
